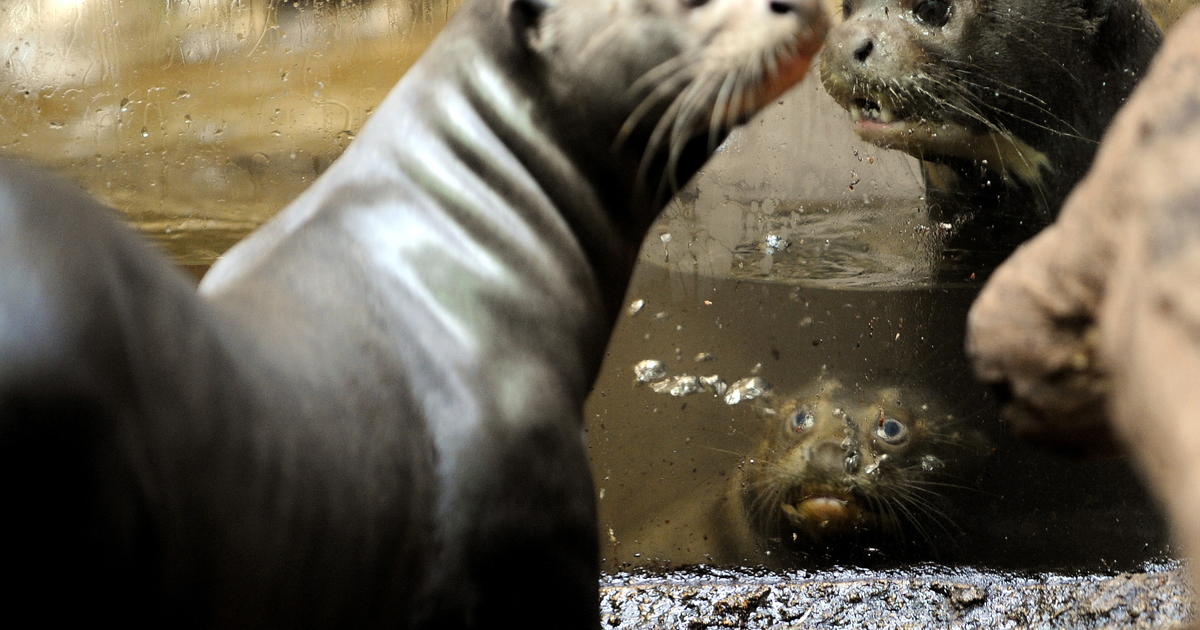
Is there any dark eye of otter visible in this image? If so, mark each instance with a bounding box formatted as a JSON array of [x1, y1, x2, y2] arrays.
[[876, 416, 909, 445], [789, 408, 815, 433], [912, 0, 951, 27], [681, 0, 711, 7], [841, 0, 852, 18]]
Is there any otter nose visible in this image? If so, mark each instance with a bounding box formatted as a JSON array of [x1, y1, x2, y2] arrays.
[[768, 0, 822, 20], [853, 37, 875, 63], [810, 441, 849, 476]]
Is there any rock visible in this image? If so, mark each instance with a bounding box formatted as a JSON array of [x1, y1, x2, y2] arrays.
[[967, 6, 1200, 579]]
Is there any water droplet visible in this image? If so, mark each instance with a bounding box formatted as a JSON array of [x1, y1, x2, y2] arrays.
[[765, 233, 790, 254], [724, 377, 770, 405], [699, 375, 727, 396], [140, 127, 149, 138], [627, 298, 645, 316], [633, 359, 667, 383], [651, 375, 702, 397], [921, 455, 945, 472]]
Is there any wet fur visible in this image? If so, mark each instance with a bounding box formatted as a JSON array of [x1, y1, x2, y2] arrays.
[[821, 0, 1160, 264], [737, 379, 989, 561]]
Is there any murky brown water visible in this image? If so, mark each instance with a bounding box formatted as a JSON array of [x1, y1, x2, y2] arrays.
[[588, 257, 1169, 573]]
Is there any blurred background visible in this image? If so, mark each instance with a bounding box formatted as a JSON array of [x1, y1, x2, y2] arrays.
[[1, 0, 462, 265]]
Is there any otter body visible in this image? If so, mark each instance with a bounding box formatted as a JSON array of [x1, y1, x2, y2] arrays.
[[820, 0, 1160, 259], [0, 0, 827, 625], [737, 379, 987, 559]]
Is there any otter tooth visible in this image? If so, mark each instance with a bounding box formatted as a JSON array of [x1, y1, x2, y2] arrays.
[[850, 105, 862, 121], [880, 107, 896, 124]]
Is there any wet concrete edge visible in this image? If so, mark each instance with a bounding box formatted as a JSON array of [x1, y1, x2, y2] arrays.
[[600, 562, 1194, 628]]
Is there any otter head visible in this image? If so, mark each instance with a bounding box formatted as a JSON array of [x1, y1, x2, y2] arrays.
[[506, 0, 829, 213], [819, 0, 1160, 202], [742, 379, 987, 549]]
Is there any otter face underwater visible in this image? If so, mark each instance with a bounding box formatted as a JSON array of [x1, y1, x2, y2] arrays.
[[819, 0, 1160, 252], [739, 379, 988, 556]]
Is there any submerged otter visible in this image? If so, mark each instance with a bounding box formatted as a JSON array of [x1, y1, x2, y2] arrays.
[[820, 0, 1160, 259], [738, 378, 988, 558]]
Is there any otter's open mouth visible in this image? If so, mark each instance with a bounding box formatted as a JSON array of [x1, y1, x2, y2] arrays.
[[845, 95, 949, 147], [839, 93, 993, 162], [780, 494, 864, 534], [850, 97, 906, 126]]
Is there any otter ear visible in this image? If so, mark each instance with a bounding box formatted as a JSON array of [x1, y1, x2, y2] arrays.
[[508, 0, 552, 49]]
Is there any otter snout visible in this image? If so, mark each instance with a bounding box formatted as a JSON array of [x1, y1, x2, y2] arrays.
[[808, 439, 858, 476], [820, 18, 922, 82], [765, 0, 824, 22]]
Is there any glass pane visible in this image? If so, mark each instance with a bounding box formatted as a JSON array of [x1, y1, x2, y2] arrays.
[[0, 0, 1176, 579], [586, 1, 1173, 571]]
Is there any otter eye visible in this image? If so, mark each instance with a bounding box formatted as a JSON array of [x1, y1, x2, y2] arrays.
[[912, 0, 951, 27], [841, 0, 851, 18], [789, 408, 816, 433], [681, 0, 710, 7], [876, 416, 909, 445]]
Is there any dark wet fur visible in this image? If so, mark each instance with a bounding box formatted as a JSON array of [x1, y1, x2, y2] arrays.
[[823, 0, 1160, 275], [933, 1, 1159, 261]]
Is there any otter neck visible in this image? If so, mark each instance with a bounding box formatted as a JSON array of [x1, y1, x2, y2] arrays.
[[388, 1, 713, 316], [255, 0, 716, 381]]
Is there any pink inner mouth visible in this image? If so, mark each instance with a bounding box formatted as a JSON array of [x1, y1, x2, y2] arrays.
[[855, 118, 894, 131]]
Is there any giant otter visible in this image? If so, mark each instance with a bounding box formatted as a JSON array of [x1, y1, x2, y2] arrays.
[[737, 378, 988, 561], [613, 377, 988, 567], [0, 0, 827, 626], [820, 0, 1160, 260]]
